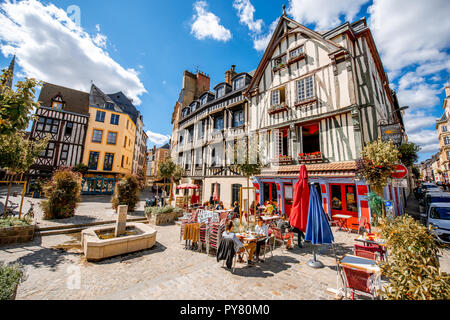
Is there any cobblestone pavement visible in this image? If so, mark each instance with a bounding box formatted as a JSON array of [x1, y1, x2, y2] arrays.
[[0, 222, 448, 300], [0, 187, 154, 228]]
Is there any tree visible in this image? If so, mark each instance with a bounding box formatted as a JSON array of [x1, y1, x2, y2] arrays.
[[72, 163, 89, 176], [158, 158, 184, 201], [398, 142, 421, 168], [0, 69, 41, 136], [0, 131, 49, 217], [231, 134, 264, 226]]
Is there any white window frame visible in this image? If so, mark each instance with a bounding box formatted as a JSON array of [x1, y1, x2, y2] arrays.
[[289, 46, 304, 59], [216, 86, 225, 99], [271, 90, 281, 106], [442, 125, 448, 133], [234, 77, 245, 90], [296, 76, 315, 102]]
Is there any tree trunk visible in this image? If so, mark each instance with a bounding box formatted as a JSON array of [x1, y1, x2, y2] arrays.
[[3, 175, 13, 217]]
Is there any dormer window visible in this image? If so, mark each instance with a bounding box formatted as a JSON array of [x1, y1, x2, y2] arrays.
[[51, 96, 64, 110], [216, 86, 225, 99], [289, 46, 304, 60], [105, 102, 115, 110], [182, 107, 190, 118], [201, 95, 208, 105], [190, 101, 199, 112], [234, 77, 245, 90]]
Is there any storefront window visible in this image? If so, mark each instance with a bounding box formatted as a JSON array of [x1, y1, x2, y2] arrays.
[[331, 185, 343, 210], [345, 185, 358, 212]]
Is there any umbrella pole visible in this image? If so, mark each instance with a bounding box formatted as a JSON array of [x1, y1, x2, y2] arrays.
[[307, 245, 324, 269]]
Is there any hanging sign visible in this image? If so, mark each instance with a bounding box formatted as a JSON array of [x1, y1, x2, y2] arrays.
[[380, 123, 403, 146]]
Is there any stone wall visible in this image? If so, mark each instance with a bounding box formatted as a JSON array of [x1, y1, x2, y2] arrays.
[[146, 211, 179, 226], [0, 225, 35, 245]]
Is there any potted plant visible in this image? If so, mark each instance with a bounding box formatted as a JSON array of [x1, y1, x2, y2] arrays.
[[31, 178, 43, 198]]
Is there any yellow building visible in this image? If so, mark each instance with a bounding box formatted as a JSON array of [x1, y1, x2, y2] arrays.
[[83, 85, 136, 179]]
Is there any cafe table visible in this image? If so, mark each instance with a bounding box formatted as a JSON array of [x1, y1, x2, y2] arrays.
[[333, 214, 353, 232], [355, 235, 388, 262]]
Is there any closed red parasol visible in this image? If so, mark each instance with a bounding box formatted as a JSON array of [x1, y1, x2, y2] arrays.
[[213, 183, 219, 202], [290, 165, 310, 232]]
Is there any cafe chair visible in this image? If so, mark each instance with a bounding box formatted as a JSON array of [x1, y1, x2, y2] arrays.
[[260, 236, 274, 261], [271, 227, 290, 252], [354, 246, 379, 261], [341, 265, 378, 300], [352, 217, 371, 235], [354, 244, 384, 261]]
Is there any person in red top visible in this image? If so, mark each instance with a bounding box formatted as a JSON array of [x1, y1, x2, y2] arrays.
[[191, 192, 200, 207]]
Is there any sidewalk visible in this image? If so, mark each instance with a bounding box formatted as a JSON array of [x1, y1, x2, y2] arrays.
[[404, 194, 421, 221]]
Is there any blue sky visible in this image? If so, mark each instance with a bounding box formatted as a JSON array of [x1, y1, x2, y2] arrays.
[[1, 0, 449, 163]]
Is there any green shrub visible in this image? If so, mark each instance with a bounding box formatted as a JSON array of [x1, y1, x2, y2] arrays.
[[379, 216, 450, 300], [147, 206, 177, 216], [0, 217, 31, 228], [0, 263, 26, 300], [40, 168, 82, 220], [367, 192, 385, 227], [111, 174, 140, 213]]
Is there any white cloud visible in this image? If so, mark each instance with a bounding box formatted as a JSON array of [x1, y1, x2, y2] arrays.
[[253, 19, 278, 52], [233, 0, 263, 33], [397, 82, 441, 109], [191, 1, 232, 42], [404, 111, 438, 134], [146, 130, 170, 146], [287, 0, 370, 30], [0, 0, 146, 105], [368, 0, 450, 76]]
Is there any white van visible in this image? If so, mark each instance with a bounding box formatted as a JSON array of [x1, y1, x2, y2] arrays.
[[426, 203, 450, 245]]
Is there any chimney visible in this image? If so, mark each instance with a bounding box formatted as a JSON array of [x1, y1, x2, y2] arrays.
[[195, 71, 210, 98], [225, 65, 237, 85]]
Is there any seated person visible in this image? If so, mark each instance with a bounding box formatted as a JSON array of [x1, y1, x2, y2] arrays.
[[275, 214, 294, 249], [264, 201, 274, 215], [254, 216, 269, 262], [216, 201, 224, 210], [222, 221, 255, 266], [232, 201, 240, 219], [272, 201, 279, 215]]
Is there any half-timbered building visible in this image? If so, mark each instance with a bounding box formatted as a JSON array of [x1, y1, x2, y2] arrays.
[[245, 12, 407, 228], [171, 67, 256, 208], [29, 83, 90, 180]]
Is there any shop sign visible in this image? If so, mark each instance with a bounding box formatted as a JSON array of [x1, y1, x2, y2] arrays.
[[392, 179, 408, 188], [380, 124, 403, 145]]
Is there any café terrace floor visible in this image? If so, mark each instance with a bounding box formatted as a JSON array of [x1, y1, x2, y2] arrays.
[[1, 221, 449, 300]]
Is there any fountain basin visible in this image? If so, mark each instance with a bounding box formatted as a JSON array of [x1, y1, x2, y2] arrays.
[[81, 223, 157, 261]]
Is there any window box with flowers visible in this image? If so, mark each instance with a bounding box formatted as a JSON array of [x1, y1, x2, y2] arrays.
[[298, 151, 323, 162], [268, 102, 288, 115], [273, 155, 293, 164]]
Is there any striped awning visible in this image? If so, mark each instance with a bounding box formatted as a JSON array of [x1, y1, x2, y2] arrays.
[[258, 161, 356, 178]]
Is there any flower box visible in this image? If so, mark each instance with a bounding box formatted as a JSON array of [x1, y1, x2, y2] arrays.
[[268, 103, 288, 115], [272, 155, 293, 164], [298, 152, 323, 162], [272, 63, 287, 72], [0, 224, 35, 245]]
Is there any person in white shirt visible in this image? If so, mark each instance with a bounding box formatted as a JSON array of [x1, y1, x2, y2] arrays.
[[222, 221, 256, 265], [254, 216, 269, 262]]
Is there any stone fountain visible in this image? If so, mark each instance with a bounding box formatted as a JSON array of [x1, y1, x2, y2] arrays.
[[81, 205, 157, 261]]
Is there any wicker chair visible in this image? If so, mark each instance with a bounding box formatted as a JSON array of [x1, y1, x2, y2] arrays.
[[341, 265, 377, 300]]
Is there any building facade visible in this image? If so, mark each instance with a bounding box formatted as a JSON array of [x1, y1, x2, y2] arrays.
[[145, 143, 170, 186], [171, 67, 256, 208], [29, 83, 90, 180], [81, 84, 136, 194], [435, 86, 450, 184], [244, 13, 406, 226]]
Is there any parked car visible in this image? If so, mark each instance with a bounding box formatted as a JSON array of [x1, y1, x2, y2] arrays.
[[419, 192, 450, 218], [417, 186, 441, 200], [426, 203, 450, 245]]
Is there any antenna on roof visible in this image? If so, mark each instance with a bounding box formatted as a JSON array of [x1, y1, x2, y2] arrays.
[[194, 65, 200, 73]]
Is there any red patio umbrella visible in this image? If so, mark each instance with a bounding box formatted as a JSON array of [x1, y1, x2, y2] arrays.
[[290, 165, 310, 232], [213, 183, 219, 202]]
